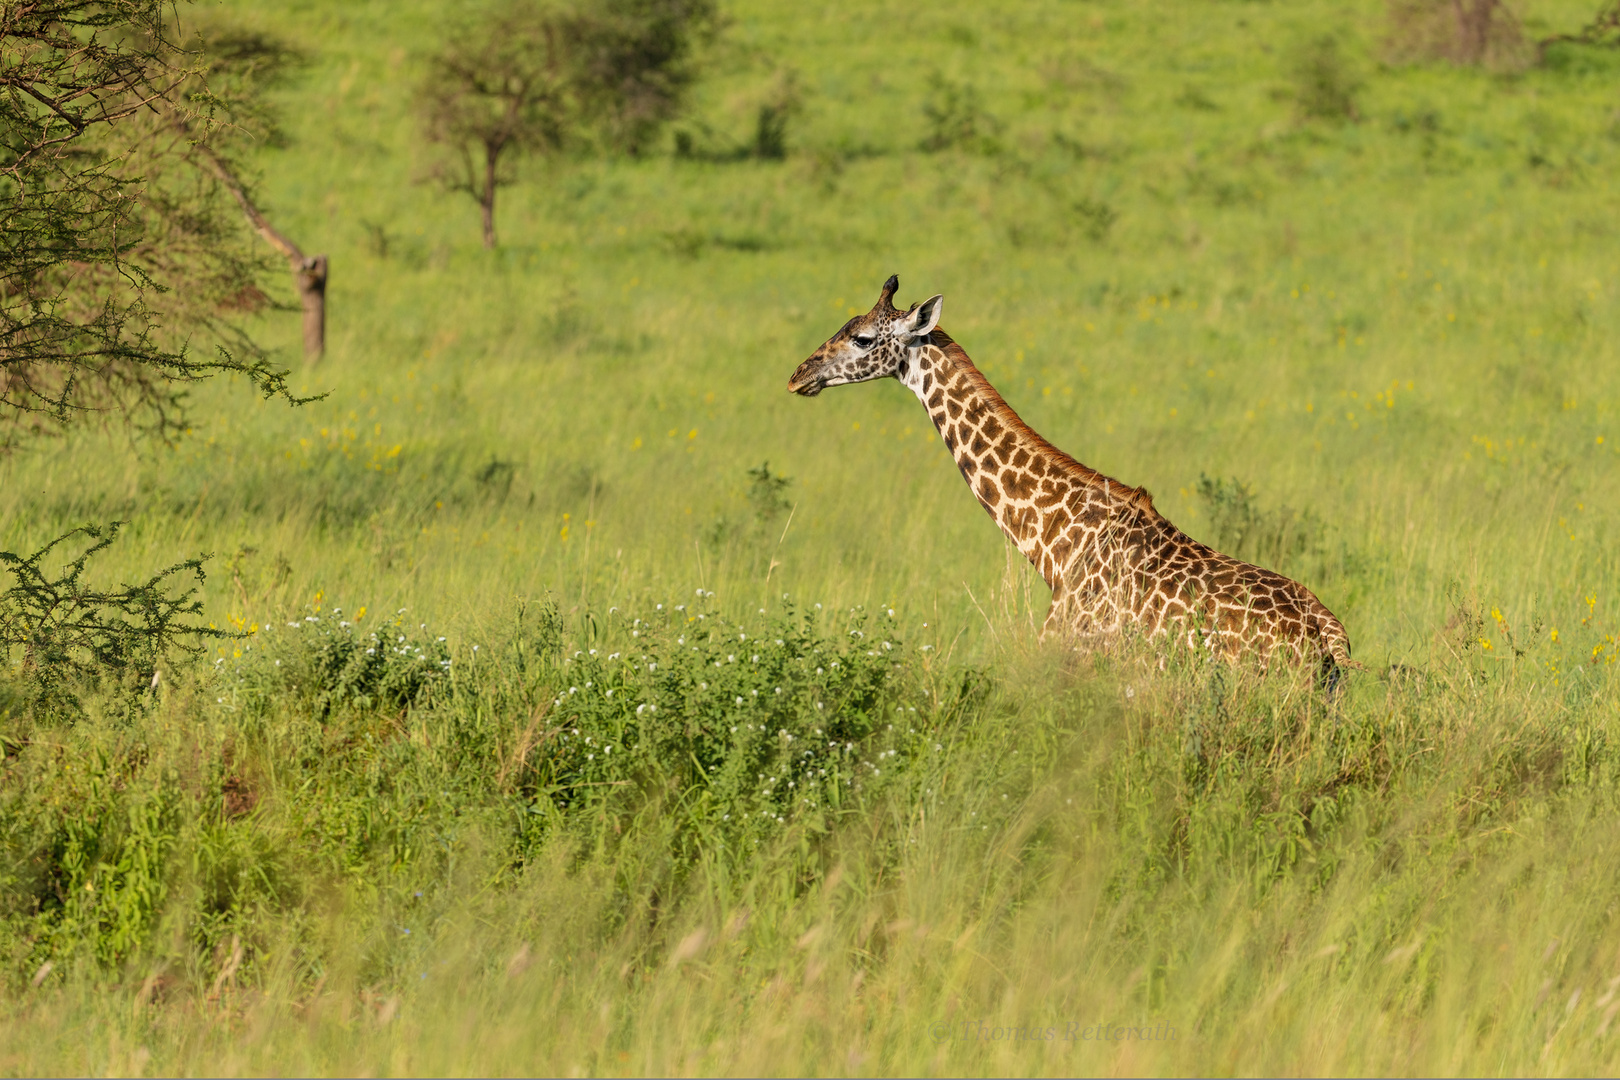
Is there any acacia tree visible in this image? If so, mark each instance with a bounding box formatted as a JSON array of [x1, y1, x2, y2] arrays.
[[419, 0, 716, 248], [1, 0, 303, 447], [569, 0, 719, 155], [419, 5, 570, 250]]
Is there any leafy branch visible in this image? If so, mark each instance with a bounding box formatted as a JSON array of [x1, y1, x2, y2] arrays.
[[0, 522, 235, 714]]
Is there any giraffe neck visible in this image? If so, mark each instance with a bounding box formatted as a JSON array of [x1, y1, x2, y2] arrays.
[[898, 330, 1133, 589]]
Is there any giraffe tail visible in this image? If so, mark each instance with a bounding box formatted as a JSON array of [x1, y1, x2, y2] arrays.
[[1312, 605, 1363, 696]]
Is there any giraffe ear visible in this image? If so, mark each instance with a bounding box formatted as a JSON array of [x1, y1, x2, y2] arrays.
[[905, 294, 943, 340]]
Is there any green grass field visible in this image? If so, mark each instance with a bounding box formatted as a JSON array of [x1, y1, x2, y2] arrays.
[[4, 0, 1620, 1073]]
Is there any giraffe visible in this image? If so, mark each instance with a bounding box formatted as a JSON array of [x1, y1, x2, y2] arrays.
[[787, 275, 1353, 680]]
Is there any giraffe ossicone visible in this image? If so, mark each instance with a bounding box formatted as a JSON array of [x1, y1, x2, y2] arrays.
[[787, 275, 1353, 680]]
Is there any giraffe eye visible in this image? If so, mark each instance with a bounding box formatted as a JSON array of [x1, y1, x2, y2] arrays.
[[854, 336, 875, 349]]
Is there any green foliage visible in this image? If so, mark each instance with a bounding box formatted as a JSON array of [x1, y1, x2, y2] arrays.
[[1291, 35, 1360, 121], [534, 600, 915, 848], [0, 523, 230, 716], [1193, 474, 1322, 574], [568, 0, 720, 154], [0, 0, 305, 446], [419, 0, 719, 244], [0, 763, 182, 970], [745, 461, 792, 522], [750, 69, 802, 160], [235, 608, 451, 718], [919, 71, 1000, 153], [1072, 196, 1117, 241]]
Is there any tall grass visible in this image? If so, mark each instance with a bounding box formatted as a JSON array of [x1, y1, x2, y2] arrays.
[[5, 621, 1619, 1073], [4, 0, 1620, 1072]]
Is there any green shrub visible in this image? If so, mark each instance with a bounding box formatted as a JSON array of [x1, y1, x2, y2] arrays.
[[919, 71, 1001, 153], [0, 523, 231, 718], [229, 607, 451, 718], [1291, 35, 1360, 121], [528, 597, 923, 847]]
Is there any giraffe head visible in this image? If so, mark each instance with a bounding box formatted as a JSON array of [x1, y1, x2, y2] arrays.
[[787, 274, 943, 397]]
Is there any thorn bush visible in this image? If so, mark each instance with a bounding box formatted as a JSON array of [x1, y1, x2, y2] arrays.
[[0, 523, 231, 718]]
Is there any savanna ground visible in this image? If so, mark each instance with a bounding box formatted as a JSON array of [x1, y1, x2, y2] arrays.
[[4, 0, 1620, 1073]]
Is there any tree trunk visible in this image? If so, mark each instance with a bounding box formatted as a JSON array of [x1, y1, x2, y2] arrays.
[[197, 148, 328, 362], [481, 142, 499, 249], [295, 255, 328, 361]]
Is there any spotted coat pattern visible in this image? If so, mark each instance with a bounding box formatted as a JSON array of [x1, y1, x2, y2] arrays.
[[788, 276, 1353, 675]]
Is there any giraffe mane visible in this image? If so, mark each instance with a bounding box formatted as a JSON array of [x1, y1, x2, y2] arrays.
[[926, 328, 1165, 521]]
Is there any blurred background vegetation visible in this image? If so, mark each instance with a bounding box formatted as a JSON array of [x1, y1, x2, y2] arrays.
[[3, 0, 1620, 1073]]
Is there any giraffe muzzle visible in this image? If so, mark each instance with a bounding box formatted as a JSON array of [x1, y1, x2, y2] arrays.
[[786, 359, 827, 396]]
